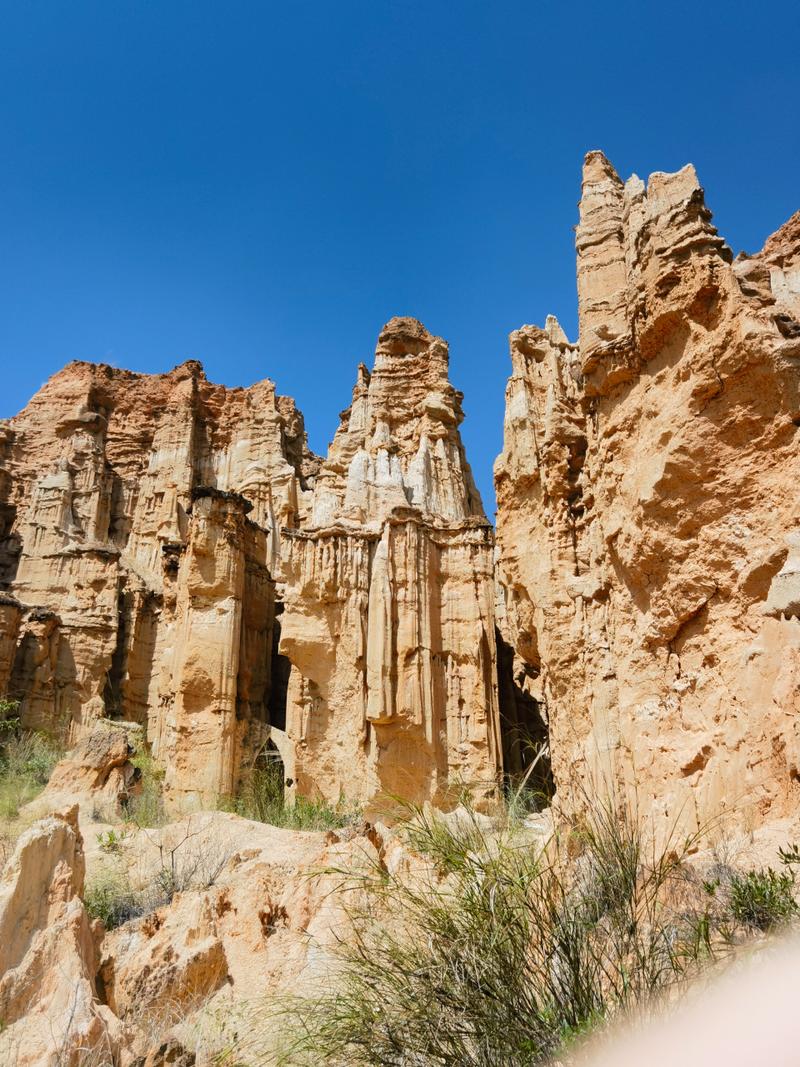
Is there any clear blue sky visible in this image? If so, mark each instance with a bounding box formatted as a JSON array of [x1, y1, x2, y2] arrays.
[[1, 1, 798, 515]]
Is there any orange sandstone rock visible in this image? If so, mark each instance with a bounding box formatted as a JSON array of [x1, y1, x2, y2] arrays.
[[495, 152, 800, 829], [279, 318, 504, 808]]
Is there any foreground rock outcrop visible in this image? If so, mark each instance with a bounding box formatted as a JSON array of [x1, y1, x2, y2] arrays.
[[0, 803, 387, 1065], [98, 812, 380, 1056], [496, 151, 800, 828], [0, 805, 116, 1065]]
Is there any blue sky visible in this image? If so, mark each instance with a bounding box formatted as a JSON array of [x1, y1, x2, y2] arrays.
[[1, 1, 797, 515]]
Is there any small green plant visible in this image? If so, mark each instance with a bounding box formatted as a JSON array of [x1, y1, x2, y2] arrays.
[[84, 865, 143, 929], [86, 818, 229, 928], [728, 866, 798, 931], [0, 698, 20, 723], [223, 755, 358, 832], [124, 748, 166, 828], [0, 710, 63, 821], [778, 843, 800, 867], [97, 827, 130, 855]]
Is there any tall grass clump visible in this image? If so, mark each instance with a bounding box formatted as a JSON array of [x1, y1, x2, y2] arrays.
[[84, 863, 143, 929], [124, 748, 166, 828], [275, 799, 749, 1066], [0, 705, 63, 821], [223, 754, 358, 833]]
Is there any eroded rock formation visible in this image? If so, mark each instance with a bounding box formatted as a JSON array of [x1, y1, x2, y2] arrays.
[[1, 321, 508, 810], [280, 318, 503, 806], [0, 360, 319, 808], [496, 151, 800, 828], [0, 805, 117, 1065]]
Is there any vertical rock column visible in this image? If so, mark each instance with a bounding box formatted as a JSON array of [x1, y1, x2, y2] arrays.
[[496, 152, 800, 831], [163, 489, 273, 810], [280, 318, 503, 808]]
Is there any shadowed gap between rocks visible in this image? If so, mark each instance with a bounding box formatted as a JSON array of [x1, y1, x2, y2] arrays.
[[495, 627, 554, 802]]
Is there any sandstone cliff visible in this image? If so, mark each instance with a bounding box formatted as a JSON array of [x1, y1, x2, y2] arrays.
[[0, 360, 319, 808], [1, 324, 510, 811], [495, 151, 800, 828], [279, 318, 503, 807]]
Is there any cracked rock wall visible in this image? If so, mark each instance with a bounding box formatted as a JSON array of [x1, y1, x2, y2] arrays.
[[0, 360, 318, 808], [495, 151, 800, 829], [280, 318, 503, 807]]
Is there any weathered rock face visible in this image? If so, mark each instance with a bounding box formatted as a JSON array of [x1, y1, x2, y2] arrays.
[[40, 724, 141, 816], [97, 812, 380, 1048], [1, 325, 507, 810], [280, 318, 503, 807], [0, 593, 22, 698], [495, 151, 800, 829], [0, 360, 318, 808], [0, 805, 117, 1065]]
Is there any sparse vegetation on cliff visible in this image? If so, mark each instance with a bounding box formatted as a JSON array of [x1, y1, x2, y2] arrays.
[[222, 757, 360, 832], [0, 702, 62, 823], [85, 816, 232, 930], [123, 748, 166, 828], [274, 801, 797, 1066]]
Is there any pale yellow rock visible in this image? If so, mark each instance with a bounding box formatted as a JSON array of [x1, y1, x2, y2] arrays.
[[496, 151, 800, 831], [0, 593, 22, 697], [0, 805, 117, 1065], [0, 319, 515, 813]]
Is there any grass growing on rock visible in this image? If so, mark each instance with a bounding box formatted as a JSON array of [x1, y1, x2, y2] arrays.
[[703, 843, 800, 933], [83, 863, 143, 929], [0, 703, 63, 822], [85, 817, 232, 930], [222, 757, 359, 833], [123, 748, 167, 829], [273, 798, 793, 1067]]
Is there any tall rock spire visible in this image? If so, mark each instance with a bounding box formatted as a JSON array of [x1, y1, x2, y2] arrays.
[[496, 151, 800, 832], [280, 318, 502, 809], [310, 316, 485, 528]]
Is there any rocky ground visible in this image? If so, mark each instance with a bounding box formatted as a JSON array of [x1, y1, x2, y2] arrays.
[[0, 727, 387, 1065], [3, 723, 800, 1066]]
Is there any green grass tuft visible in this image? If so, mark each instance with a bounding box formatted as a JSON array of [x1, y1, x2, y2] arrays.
[[0, 712, 63, 821], [728, 867, 798, 931], [124, 748, 166, 828], [272, 799, 766, 1066], [221, 758, 359, 833], [84, 864, 143, 929]]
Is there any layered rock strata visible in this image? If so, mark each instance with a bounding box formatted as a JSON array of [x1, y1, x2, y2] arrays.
[[1, 322, 508, 809], [495, 151, 800, 828], [0, 360, 318, 808], [279, 318, 503, 806]]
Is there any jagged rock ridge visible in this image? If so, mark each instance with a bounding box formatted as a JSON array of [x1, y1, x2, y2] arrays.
[[1, 321, 519, 810], [495, 151, 800, 828]]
